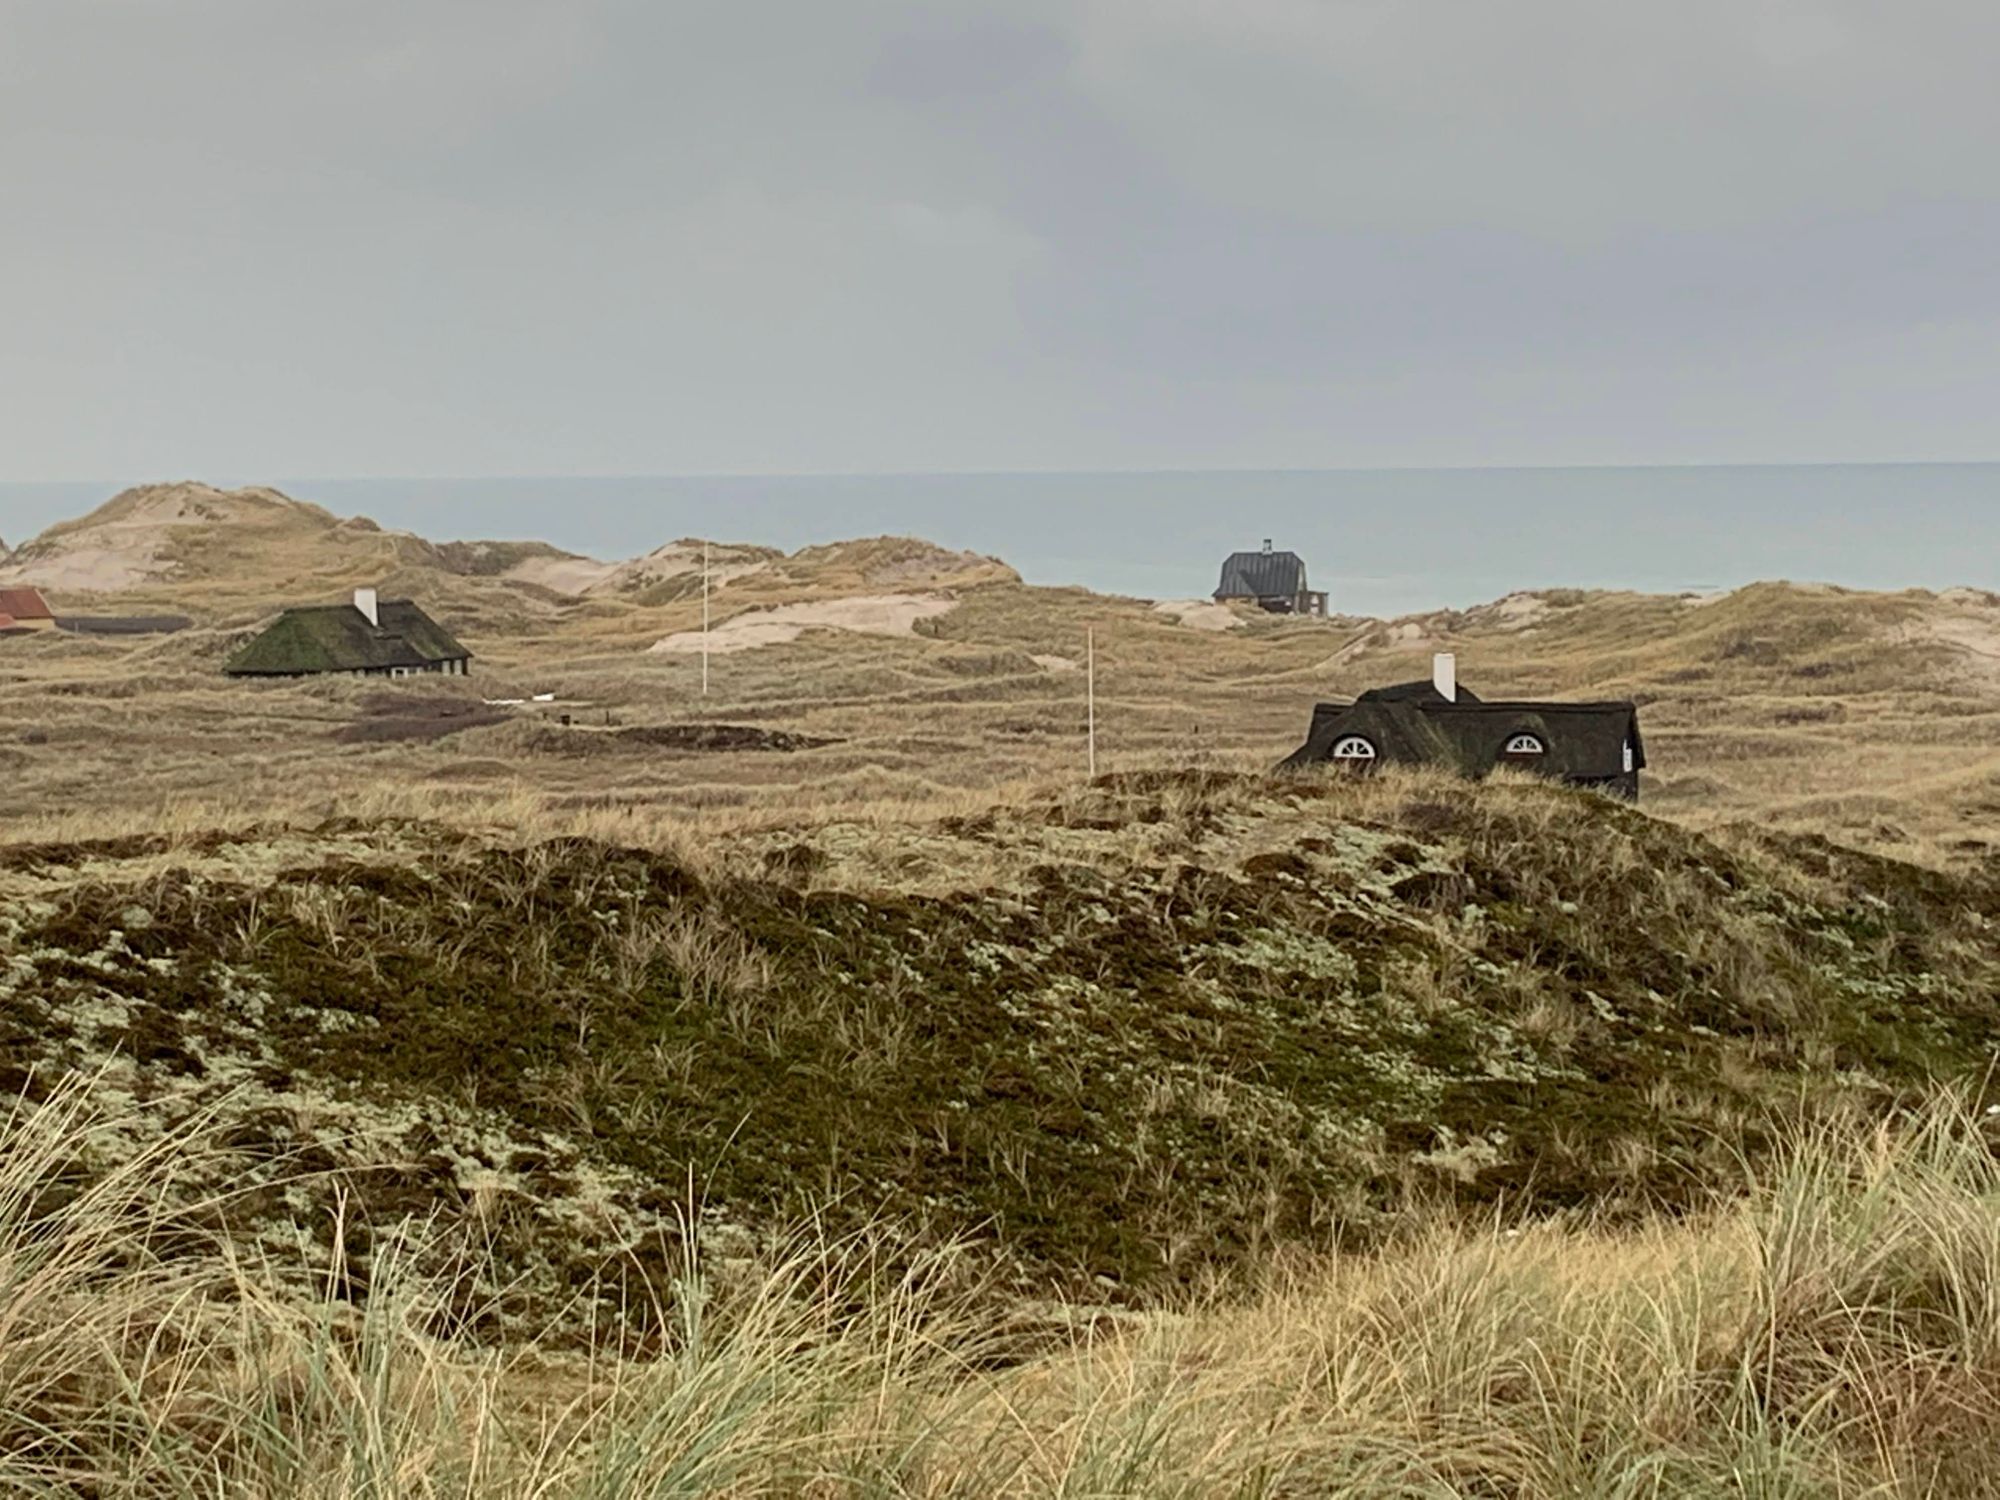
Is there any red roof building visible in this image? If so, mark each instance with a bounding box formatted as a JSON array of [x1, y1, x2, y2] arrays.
[[0, 587, 55, 629]]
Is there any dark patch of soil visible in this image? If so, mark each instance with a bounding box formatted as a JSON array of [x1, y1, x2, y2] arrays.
[[334, 692, 510, 745], [532, 723, 842, 755]]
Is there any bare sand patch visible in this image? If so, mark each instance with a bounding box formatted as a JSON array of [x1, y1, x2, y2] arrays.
[[1151, 599, 1243, 631], [1485, 593, 1551, 630], [649, 594, 959, 654], [1318, 617, 1431, 669], [1, 544, 161, 592], [1907, 608, 2000, 687], [1032, 654, 1080, 673], [503, 554, 622, 594]]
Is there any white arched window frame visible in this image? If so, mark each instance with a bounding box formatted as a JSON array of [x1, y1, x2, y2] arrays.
[[1330, 735, 1378, 761], [1503, 733, 1547, 757]]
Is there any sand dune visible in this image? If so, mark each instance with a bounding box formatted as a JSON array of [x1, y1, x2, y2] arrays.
[[649, 593, 959, 654], [1151, 599, 1243, 631]]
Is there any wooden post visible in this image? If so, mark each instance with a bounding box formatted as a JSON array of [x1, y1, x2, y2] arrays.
[[702, 540, 711, 698], [1087, 627, 1096, 779]]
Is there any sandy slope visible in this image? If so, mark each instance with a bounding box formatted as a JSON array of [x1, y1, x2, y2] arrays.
[[1151, 599, 1244, 631], [0, 483, 317, 591], [648, 594, 960, 653]]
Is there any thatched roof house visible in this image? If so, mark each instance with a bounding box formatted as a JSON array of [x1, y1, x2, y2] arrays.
[[1283, 654, 1645, 799], [226, 588, 471, 679]]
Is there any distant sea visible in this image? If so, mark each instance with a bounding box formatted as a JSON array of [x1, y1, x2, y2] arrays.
[[2, 464, 1995, 619]]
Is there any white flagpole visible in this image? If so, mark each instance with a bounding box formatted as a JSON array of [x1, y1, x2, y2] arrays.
[[702, 540, 711, 698], [1087, 627, 1096, 778]]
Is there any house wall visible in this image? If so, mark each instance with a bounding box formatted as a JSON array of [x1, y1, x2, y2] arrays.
[[1228, 591, 1330, 617], [379, 660, 469, 678], [237, 657, 472, 680]]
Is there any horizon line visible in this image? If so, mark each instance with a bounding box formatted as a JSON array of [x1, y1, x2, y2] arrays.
[[6, 456, 2000, 488]]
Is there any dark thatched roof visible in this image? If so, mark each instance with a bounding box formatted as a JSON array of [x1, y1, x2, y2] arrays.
[[1284, 689, 1644, 785], [1357, 679, 1484, 706], [1216, 549, 1309, 600], [225, 600, 470, 676]]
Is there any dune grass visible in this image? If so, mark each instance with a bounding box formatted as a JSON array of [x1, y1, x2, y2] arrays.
[[9, 1072, 2000, 1496]]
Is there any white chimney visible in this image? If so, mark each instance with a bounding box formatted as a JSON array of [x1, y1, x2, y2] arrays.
[[1433, 651, 1457, 703], [354, 587, 379, 627]]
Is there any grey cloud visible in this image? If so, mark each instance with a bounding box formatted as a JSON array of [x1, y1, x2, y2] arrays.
[[0, 0, 1994, 478], [868, 18, 1069, 103]]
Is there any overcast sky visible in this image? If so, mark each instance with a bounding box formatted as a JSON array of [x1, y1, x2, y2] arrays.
[[3, 1, 1997, 481]]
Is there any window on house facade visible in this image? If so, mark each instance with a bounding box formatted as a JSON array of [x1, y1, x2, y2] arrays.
[[1501, 732, 1546, 763], [1330, 735, 1378, 761]]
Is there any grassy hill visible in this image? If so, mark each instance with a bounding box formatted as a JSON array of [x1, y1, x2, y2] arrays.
[[6, 767, 1997, 1338]]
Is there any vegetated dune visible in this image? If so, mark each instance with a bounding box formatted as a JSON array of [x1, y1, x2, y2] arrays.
[[0, 481, 610, 614], [0, 482, 330, 592], [11, 479, 2000, 865], [568, 538, 781, 598], [6, 767, 1998, 1342], [0, 483, 1017, 621]]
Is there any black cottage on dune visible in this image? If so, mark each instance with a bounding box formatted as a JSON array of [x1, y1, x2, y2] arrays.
[[1283, 653, 1646, 800], [225, 588, 472, 679], [1215, 540, 1328, 617]]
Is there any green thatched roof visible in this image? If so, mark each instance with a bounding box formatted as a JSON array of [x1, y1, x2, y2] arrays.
[[225, 600, 470, 676]]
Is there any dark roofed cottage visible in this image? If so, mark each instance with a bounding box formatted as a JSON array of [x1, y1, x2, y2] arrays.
[[226, 588, 472, 679], [1215, 540, 1328, 617], [1283, 653, 1645, 799]]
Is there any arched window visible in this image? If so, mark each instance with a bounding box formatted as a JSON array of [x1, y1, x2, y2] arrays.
[[1330, 735, 1378, 762], [1504, 733, 1545, 756]]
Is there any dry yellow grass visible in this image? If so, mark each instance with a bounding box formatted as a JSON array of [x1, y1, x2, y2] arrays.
[[8, 548, 2000, 871], [12, 1074, 2000, 1496]]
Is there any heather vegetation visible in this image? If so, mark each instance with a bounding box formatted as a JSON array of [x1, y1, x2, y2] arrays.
[[6, 770, 2000, 1349]]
